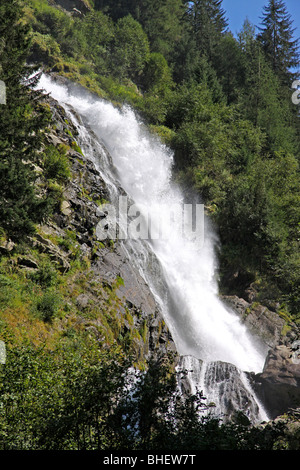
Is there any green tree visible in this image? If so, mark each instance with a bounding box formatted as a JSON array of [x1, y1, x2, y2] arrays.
[[237, 32, 298, 155], [213, 32, 246, 103], [141, 53, 173, 93], [79, 10, 114, 73], [139, 52, 175, 123], [169, 20, 199, 84], [137, 0, 185, 61], [94, 0, 185, 62], [0, 0, 51, 239], [186, 0, 228, 59], [30, 0, 76, 57], [33, 2, 72, 40], [94, 0, 140, 21], [238, 18, 257, 51], [257, 0, 300, 84], [0, 342, 295, 450], [110, 15, 150, 81], [217, 150, 300, 314]]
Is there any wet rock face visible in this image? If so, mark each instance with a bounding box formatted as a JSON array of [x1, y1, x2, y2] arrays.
[[177, 355, 262, 423], [92, 244, 157, 317], [222, 295, 300, 419], [203, 361, 260, 423]]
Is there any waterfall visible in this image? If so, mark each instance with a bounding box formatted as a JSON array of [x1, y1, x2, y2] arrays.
[[38, 74, 269, 422]]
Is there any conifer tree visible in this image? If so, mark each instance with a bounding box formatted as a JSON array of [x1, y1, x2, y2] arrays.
[[0, 0, 50, 239], [137, 0, 185, 60], [186, 0, 228, 59], [258, 0, 300, 84]]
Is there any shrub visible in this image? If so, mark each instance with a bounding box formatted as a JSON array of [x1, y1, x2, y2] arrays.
[[43, 144, 71, 183], [29, 32, 61, 66], [30, 259, 58, 288], [33, 288, 61, 323]]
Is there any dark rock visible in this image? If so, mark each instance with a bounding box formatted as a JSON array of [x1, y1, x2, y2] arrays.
[[92, 243, 157, 318], [17, 257, 39, 269], [222, 294, 300, 419], [50, 0, 91, 15], [251, 341, 300, 419], [177, 355, 262, 423]]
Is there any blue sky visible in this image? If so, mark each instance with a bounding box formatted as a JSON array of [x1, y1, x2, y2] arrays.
[[222, 0, 300, 40]]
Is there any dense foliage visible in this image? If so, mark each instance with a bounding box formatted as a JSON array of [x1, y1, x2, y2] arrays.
[[0, 345, 292, 450], [0, 0, 53, 239], [0, 0, 299, 451]]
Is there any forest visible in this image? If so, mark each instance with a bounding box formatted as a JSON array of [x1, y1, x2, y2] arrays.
[[0, 0, 299, 451]]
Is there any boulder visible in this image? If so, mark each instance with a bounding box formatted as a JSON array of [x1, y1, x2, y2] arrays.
[[261, 342, 300, 387], [76, 293, 91, 310], [251, 341, 300, 419], [0, 239, 15, 255]]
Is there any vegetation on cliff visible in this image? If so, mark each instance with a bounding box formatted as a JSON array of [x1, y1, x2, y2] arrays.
[[0, 0, 299, 451]]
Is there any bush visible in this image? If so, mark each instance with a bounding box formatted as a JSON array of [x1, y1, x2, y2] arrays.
[[43, 144, 71, 183], [33, 288, 61, 323], [29, 32, 61, 66], [30, 259, 58, 288]]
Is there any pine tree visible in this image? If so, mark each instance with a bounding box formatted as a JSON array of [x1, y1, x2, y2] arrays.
[[136, 0, 185, 61], [186, 0, 228, 59], [257, 0, 300, 84], [0, 0, 51, 239]]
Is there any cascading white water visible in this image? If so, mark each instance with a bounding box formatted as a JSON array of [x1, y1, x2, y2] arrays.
[[38, 75, 269, 421]]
